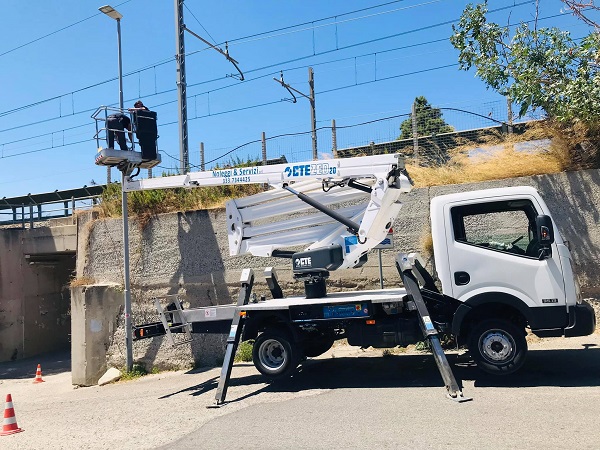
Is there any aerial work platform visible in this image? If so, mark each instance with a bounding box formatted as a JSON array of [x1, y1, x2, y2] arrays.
[[92, 105, 161, 172]]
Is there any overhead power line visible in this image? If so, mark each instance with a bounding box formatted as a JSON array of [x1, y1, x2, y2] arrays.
[[2, 1, 566, 155], [221, 0, 445, 48], [0, 0, 444, 118], [0, 137, 92, 159], [184, 3, 218, 44], [224, 0, 409, 45], [0, 60, 432, 159], [0, 0, 134, 59], [1, 0, 549, 136]]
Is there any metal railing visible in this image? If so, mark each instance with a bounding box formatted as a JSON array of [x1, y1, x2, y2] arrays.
[[0, 195, 100, 228], [92, 105, 138, 152]]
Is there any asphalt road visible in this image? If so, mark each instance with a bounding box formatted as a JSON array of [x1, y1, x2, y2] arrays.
[[1, 334, 600, 450]]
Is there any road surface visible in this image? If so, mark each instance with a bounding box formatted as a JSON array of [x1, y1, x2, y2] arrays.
[[1, 333, 600, 449]]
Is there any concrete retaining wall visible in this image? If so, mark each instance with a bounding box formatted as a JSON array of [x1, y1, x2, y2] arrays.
[[77, 168, 600, 372]]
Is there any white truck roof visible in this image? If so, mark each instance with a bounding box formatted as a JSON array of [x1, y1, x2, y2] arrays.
[[430, 186, 541, 209]]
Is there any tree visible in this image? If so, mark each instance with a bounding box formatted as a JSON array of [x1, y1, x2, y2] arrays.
[[561, 1, 600, 28], [450, 1, 600, 122], [398, 96, 454, 139]]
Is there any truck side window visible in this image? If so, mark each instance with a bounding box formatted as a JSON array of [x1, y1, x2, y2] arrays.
[[451, 200, 538, 257]]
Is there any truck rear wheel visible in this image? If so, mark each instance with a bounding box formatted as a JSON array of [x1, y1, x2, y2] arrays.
[[253, 328, 300, 379], [468, 319, 527, 375]]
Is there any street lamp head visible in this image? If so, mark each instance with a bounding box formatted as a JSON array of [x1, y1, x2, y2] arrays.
[[99, 5, 122, 20]]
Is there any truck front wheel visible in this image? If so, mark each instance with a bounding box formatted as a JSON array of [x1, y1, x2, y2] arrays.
[[253, 328, 300, 380], [468, 319, 527, 375]]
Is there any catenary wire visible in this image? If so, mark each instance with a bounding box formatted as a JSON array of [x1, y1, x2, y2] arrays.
[[0, 0, 418, 117], [0, 6, 575, 154], [184, 3, 218, 44], [0, 0, 135, 59], [1, 1, 556, 137]]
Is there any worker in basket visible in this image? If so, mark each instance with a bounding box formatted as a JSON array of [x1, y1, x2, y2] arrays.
[[106, 112, 133, 151], [129, 100, 158, 161]]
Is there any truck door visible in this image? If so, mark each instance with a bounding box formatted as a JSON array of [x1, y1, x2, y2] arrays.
[[445, 198, 565, 309]]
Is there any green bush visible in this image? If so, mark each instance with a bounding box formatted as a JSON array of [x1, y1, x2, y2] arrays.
[[120, 363, 148, 381], [99, 178, 264, 220], [234, 340, 254, 362]]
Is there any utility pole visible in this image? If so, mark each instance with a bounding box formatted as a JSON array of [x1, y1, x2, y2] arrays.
[[261, 132, 267, 165], [174, 0, 189, 174], [175, 4, 244, 174], [411, 101, 419, 161], [331, 119, 337, 158], [273, 67, 318, 160], [507, 96, 514, 135], [200, 142, 205, 171], [308, 68, 317, 160]]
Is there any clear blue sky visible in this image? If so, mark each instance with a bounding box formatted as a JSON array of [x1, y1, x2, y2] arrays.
[[0, 0, 589, 198]]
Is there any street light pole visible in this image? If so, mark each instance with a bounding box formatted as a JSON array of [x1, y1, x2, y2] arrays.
[[99, 4, 133, 372], [99, 4, 125, 184], [116, 17, 124, 111]]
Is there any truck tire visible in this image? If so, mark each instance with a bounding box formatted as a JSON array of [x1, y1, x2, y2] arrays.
[[253, 328, 300, 379], [468, 319, 527, 375], [302, 337, 335, 358]]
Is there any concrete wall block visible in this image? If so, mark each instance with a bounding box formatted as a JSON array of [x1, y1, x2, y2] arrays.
[[21, 225, 77, 254]]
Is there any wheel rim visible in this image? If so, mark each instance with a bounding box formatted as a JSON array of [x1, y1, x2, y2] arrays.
[[258, 338, 288, 372], [479, 329, 515, 363]]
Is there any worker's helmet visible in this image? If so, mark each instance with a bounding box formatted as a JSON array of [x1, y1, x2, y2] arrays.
[[134, 100, 144, 108]]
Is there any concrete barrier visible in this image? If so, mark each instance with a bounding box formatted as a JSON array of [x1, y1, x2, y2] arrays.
[[71, 284, 121, 386]]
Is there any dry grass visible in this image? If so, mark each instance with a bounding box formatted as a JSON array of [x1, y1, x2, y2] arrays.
[[407, 145, 563, 188], [419, 230, 434, 258], [405, 121, 580, 188], [546, 120, 600, 170], [70, 276, 96, 287]]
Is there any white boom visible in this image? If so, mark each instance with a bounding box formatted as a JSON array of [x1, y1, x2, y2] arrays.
[[123, 154, 412, 270]]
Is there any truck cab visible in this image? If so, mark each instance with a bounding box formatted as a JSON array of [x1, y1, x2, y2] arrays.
[[431, 186, 595, 373]]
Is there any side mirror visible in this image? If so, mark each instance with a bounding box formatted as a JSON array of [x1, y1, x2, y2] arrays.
[[535, 215, 554, 260]]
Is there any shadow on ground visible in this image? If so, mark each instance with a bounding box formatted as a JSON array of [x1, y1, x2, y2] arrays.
[[0, 349, 71, 380], [159, 345, 600, 403]]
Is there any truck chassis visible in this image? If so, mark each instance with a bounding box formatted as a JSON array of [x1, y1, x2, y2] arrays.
[[134, 254, 472, 404]]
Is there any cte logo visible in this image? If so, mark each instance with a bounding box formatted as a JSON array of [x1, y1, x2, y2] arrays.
[[284, 163, 336, 178], [294, 257, 312, 268], [285, 165, 311, 177]]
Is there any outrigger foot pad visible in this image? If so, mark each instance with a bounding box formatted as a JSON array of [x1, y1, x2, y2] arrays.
[[447, 392, 473, 403]]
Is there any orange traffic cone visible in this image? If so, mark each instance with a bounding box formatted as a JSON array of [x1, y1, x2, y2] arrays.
[[33, 364, 45, 384], [1, 394, 24, 436]]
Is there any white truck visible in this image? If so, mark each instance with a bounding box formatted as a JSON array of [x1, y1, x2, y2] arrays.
[[93, 139, 595, 403]]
